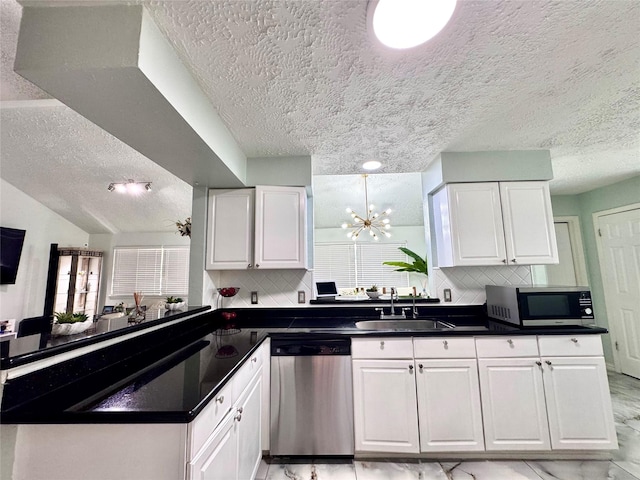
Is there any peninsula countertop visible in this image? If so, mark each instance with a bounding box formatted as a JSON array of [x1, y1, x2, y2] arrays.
[[0, 305, 608, 425]]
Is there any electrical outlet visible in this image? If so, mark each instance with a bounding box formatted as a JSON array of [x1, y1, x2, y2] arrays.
[[298, 291, 306, 304], [251, 291, 258, 304], [443, 288, 452, 302]]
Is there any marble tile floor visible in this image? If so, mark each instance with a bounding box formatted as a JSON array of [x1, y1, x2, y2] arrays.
[[257, 370, 640, 480]]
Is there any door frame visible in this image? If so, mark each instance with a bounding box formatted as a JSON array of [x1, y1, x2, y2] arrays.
[[593, 203, 640, 373], [530, 216, 589, 286]]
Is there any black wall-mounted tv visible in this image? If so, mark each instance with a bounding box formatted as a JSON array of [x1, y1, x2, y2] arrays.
[[0, 227, 26, 285]]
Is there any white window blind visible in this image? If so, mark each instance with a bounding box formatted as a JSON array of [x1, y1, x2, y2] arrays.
[[314, 242, 409, 290], [111, 247, 189, 296]]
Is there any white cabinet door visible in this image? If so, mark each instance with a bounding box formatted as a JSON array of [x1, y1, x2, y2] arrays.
[[500, 182, 558, 265], [435, 182, 507, 266], [207, 189, 255, 270], [432, 181, 557, 266], [415, 359, 485, 452], [236, 370, 263, 480], [188, 412, 238, 480], [478, 357, 551, 451], [352, 359, 419, 453], [254, 185, 307, 269], [541, 356, 618, 450]]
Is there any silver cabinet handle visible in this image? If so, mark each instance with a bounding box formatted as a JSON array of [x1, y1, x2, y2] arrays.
[[237, 407, 243, 414], [536, 361, 542, 366], [443, 340, 449, 347], [380, 341, 385, 347], [248, 263, 252, 268], [507, 339, 514, 346], [571, 338, 578, 343], [418, 364, 424, 371], [215, 395, 224, 404], [251, 357, 257, 363], [511, 259, 517, 263], [235, 407, 243, 422], [545, 360, 552, 365], [256, 264, 260, 268], [502, 259, 507, 263], [408, 365, 414, 371]]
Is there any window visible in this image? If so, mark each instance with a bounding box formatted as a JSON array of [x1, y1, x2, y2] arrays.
[[111, 246, 189, 296], [314, 242, 409, 290]]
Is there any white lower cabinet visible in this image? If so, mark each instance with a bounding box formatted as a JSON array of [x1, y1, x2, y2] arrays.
[[352, 358, 420, 453], [188, 411, 238, 480], [478, 356, 551, 451], [188, 368, 262, 480], [415, 358, 485, 451], [476, 335, 618, 452], [542, 356, 617, 450]]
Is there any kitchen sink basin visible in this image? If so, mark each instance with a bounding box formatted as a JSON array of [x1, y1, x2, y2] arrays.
[[355, 319, 455, 331]]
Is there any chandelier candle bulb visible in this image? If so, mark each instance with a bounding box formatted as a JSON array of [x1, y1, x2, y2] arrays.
[[341, 174, 392, 241]]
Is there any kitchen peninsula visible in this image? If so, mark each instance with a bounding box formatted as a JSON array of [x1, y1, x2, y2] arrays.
[[0, 305, 617, 480]]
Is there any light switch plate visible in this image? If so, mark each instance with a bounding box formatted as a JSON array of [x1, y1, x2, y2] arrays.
[[251, 291, 258, 304], [298, 291, 306, 304], [443, 288, 452, 302]]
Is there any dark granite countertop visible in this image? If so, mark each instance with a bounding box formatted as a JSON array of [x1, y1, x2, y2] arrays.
[[0, 305, 608, 425]]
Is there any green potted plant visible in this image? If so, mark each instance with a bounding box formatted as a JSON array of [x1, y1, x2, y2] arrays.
[[52, 312, 92, 336], [165, 296, 186, 311], [365, 285, 380, 299], [383, 247, 429, 297]]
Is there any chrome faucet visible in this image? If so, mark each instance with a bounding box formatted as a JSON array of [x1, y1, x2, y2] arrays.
[[376, 287, 406, 320]]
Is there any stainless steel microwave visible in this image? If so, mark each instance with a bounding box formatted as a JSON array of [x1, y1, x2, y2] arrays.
[[486, 285, 595, 327]]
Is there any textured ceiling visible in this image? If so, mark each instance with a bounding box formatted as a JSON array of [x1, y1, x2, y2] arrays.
[[0, 0, 639, 234]]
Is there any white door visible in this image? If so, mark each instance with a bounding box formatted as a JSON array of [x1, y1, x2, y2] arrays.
[[236, 372, 262, 480], [500, 182, 558, 265], [597, 207, 640, 379], [254, 186, 307, 269], [541, 356, 618, 450], [415, 359, 485, 451], [445, 182, 507, 266], [188, 412, 238, 480], [352, 359, 420, 453], [206, 189, 254, 270], [478, 357, 551, 451]]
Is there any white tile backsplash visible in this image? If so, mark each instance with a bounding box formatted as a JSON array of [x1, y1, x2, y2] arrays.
[[216, 269, 313, 308], [433, 265, 532, 305], [206, 266, 530, 308]]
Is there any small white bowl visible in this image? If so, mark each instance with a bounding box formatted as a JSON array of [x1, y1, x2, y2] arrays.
[[366, 291, 380, 299]]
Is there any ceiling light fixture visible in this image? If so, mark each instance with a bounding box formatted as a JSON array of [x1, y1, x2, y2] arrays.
[[341, 174, 391, 241], [108, 180, 153, 195], [362, 160, 382, 171], [369, 0, 457, 50]]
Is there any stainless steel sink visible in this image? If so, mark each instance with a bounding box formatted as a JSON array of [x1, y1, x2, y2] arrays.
[[355, 319, 455, 331]]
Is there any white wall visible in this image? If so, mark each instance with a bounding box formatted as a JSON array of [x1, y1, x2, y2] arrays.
[[90, 232, 190, 311], [0, 179, 90, 322]]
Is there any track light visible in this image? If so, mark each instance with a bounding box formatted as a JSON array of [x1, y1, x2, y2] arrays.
[[107, 180, 153, 195]]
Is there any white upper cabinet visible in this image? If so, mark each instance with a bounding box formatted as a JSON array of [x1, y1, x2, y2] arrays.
[[254, 185, 307, 269], [432, 181, 558, 266], [207, 189, 255, 270], [207, 186, 307, 270]]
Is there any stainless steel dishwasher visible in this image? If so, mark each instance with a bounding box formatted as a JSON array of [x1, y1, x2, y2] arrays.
[[270, 336, 354, 456]]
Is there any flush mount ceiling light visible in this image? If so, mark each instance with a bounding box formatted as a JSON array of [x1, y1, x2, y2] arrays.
[[341, 174, 391, 241], [369, 0, 457, 50], [108, 180, 152, 195], [362, 160, 382, 171]]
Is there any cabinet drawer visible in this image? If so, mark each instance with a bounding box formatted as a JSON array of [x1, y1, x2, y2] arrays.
[[232, 348, 264, 403], [413, 337, 476, 358], [475, 336, 539, 358], [352, 337, 414, 359], [538, 335, 603, 357], [189, 381, 233, 460]]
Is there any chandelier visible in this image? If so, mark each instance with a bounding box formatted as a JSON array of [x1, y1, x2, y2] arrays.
[[341, 174, 391, 241]]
